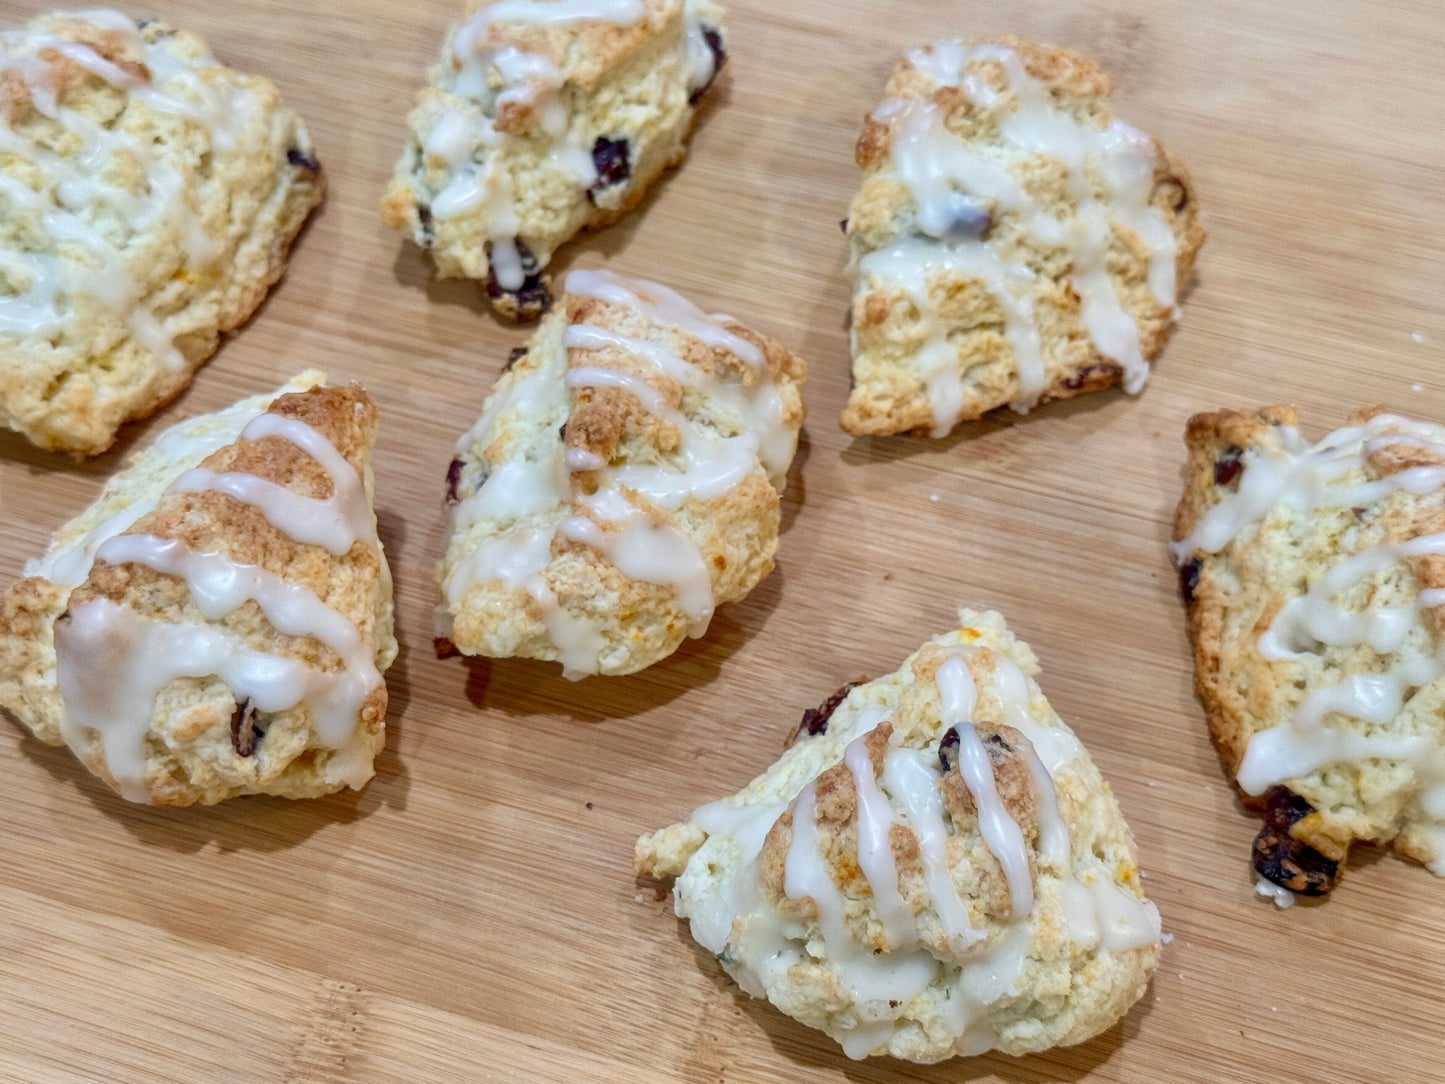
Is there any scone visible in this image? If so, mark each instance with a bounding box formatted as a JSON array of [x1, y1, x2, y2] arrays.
[[380, 0, 725, 320], [0, 374, 396, 805], [636, 609, 1159, 1062], [436, 268, 805, 677], [842, 38, 1204, 437], [1173, 406, 1445, 901], [0, 10, 324, 455]]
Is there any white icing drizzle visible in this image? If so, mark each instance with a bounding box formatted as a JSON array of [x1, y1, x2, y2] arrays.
[[674, 638, 1158, 1058], [0, 11, 264, 367], [441, 270, 795, 678], [49, 394, 385, 801], [24, 376, 321, 587], [683, 9, 719, 93], [859, 41, 1179, 433], [429, 20, 589, 289], [1255, 876, 1296, 909], [1174, 413, 1445, 865], [843, 736, 915, 948], [879, 746, 984, 956], [565, 269, 768, 376], [558, 509, 714, 628], [420, 0, 693, 287], [466, 0, 645, 27], [1171, 414, 1445, 560], [170, 414, 378, 557], [782, 779, 939, 1058], [55, 600, 374, 802], [937, 655, 1035, 917], [687, 796, 791, 989]]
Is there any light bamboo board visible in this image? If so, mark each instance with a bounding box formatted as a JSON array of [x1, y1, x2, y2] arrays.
[[1, 1, 1443, 1081]]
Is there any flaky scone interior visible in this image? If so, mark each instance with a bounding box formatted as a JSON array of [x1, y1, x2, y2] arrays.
[[637, 609, 1158, 1063], [843, 37, 1203, 438], [1174, 405, 1445, 902], [0, 373, 396, 805]]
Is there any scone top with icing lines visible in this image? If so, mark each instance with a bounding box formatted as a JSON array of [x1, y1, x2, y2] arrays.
[[1174, 406, 1445, 902], [436, 268, 805, 677], [0, 9, 324, 455], [381, 0, 726, 320], [636, 610, 1159, 1063], [0, 373, 396, 806], [842, 38, 1203, 438]]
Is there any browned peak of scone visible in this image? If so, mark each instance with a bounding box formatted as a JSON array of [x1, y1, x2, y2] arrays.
[[69, 383, 381, 637], [561, 287, 806, 469], [755, 714, 1043, 939]]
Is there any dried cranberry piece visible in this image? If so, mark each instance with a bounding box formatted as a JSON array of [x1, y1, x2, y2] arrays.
[[938, 727, 961, 772], [485, 270, 551, 321], [230, 699, 264, 757], [982, 730, 1013, 763], [417, 203, 435, 248], [802, 681, 862, 738], [1214, 445, 1244, 487], [1262, 785, 1314, 831], [839, 218, 849, 234], [1252, 786, 1342, 896], [485, 239, 550, 319], [503, 346, 528, 372], [783, 680, 865, 747], [434, 637, 460, 659], [586, 138, 630, 204], [688, 26, 726, 105], [445, 458, 465, 507], [287, 148, 321, 174], [1061, 362, 1120, 391], [1178, 557, 1201, 604]]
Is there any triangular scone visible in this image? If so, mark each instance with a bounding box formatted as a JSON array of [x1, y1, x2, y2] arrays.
[[0, 374, 396, 805], [0, 11, 324, 455], [436, 269, 806, 677], [636, 609, 1159, 1063], [1173, 406, 1445, 902], [841, 38, 1204, 438], [380, 0, 726, 319]]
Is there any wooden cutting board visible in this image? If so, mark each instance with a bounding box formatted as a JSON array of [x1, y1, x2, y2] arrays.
[[2, 1, 1442, 1080]]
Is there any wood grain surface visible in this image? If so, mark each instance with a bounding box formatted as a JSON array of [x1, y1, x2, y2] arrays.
[[1, 1, 1443, 1081]]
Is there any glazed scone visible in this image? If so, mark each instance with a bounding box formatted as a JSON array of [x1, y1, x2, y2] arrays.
[[0, 374, 396, 805], [636, 609, 1159, 1062], [842, 38, 1204, 437], [436, 268, 805, 677], [0, 9, 325, 455], [1173, 406, 1445, 902], [381, 0, 726, 320]]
